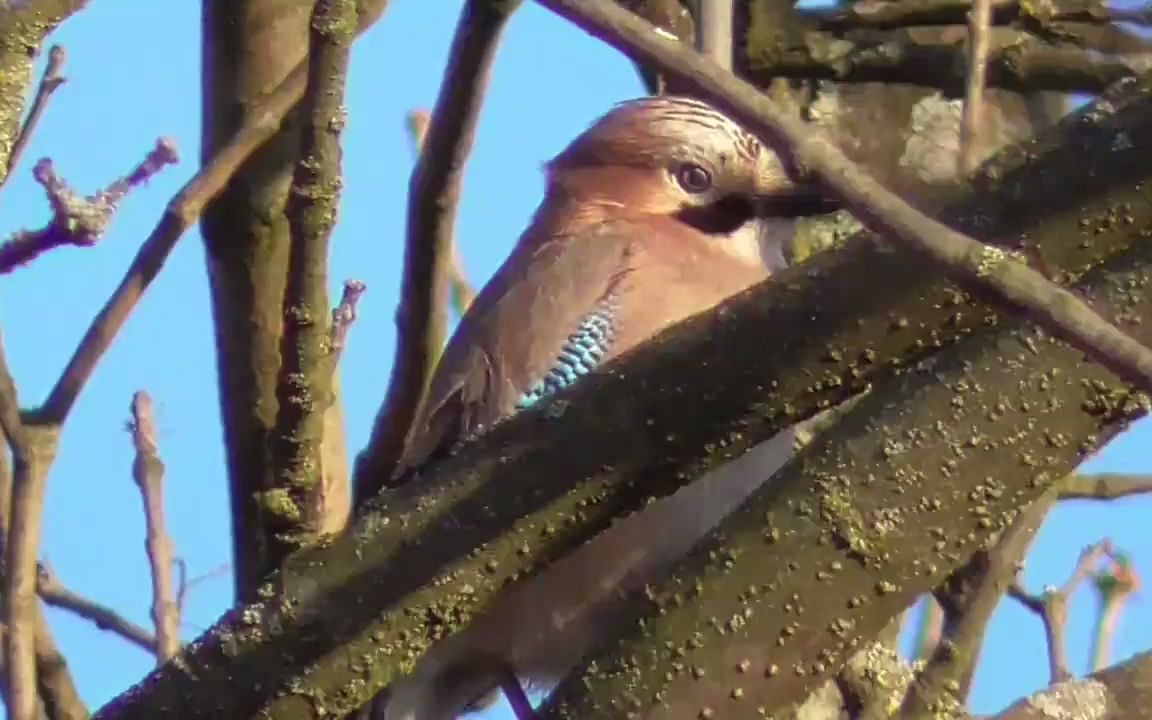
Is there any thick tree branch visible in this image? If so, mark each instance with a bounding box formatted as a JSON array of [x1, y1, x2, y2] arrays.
[[744, 26, 1152, 94], [540, 218, 1152, 720], [266, 0, 357, 567], [353, 0, 521, 506], [541, 0, 1152, 394], [90, 75, 1152, 719], [809, 0, 1152, 31]]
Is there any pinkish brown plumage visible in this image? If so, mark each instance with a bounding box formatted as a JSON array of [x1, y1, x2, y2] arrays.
[[375, 96, 834, 720], [393, 96, 830, 483]]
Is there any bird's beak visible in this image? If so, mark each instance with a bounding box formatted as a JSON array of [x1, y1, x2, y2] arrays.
[[751, 184, 841, 218]]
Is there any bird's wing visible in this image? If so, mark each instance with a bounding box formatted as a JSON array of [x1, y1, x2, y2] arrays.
[[395, 228, 635, 479]]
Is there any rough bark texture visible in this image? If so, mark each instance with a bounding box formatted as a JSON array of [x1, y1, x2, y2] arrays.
[[91, 74, 1152, 719], [200, 0, 318, 601]]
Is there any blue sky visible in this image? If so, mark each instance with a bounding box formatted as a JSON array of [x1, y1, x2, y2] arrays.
[[0, 1, 1148, 717]]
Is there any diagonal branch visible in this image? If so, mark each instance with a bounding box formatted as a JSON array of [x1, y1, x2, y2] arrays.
[[539, 0, 1152, 394], [36, 565, 157, 655], [353, 0, 522, 506]]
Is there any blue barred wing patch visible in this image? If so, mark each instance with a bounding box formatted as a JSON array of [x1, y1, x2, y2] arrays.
[[516, 301, 618, 409]]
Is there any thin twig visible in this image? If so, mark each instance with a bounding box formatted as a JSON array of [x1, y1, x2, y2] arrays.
[[174, 562, 230, 619], [1008, 539, 1114, 683], [329, 279, 367, 364], [1060, 472, 1152, 500], [0, 139, 179, 275], [1089, 552, 1139, 671], [405, 109, 475, 320], [539, 0, 1152, 396], [353, 0, 520, 506], [127, 392, 179, 663], [696, 0, 733, 71], [3, 44, 66, 182], [960, 0, 993, 173], [36, 564, 157, 655], [266, 0, 357, 564]]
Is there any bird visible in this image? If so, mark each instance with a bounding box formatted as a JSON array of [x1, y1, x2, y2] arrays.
[[375, 95, 838, 720]]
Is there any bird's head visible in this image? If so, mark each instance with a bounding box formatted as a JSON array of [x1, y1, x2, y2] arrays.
[[541, 95, 838, 269]]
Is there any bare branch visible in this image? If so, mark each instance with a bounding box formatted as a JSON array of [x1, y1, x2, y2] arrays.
[[405, 109, 476, 320], [960, 0, 993, 172], [1009, 539, 1114, 683], [3, 44, 66, 183], [329, 279, 368, 363], [697, 0, 732, 71], [1090, 552, 1139, 671], [1060, 473, 1152, 500], [541, 0, 1152, 395], [353, 0, 521, 506], [265, 0, 357, 566], [0, 139, 178, 275], [36, 564, 156, 655], [995, 650, 1152, 720], [127, 392, 179, 662]]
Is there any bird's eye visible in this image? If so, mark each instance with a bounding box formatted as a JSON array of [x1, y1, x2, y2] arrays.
[[675, 163, 712, 194]]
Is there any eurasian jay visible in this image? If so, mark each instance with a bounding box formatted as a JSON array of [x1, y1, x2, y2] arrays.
[[378, 95, 836, 719]]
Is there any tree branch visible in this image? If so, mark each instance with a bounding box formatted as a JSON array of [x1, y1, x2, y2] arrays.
[[35, 565, 157, 655], [2, 44, 66, 184], [960, 0, 993, 172], [353, 0, 521, 506], [0, 0, 88, 185], [744, 26, 1152, 94], [0, 140, 179, 276], [127, 392, 179, 663], [1060, 473, 1152, 500], [1009, 539, 1115, 683], [901, 491, 1056, 718], [89, 74, 1152, 719], [265, 0, 357, 568], [995, 650, 1152, 720]]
